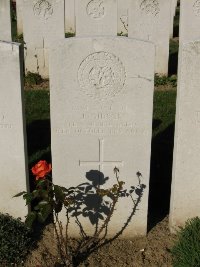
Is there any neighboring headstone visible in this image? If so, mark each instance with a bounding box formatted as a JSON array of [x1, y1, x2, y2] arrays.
[[16, 0, 23, 35], [65, 0, 75, 33], [179, 0, 200, 44], [50, 37, 155, 237], [75, 0, 117, 36], [128, 0, 171, 75], [0, 0, 12, 41], [0, 41, 28, 219], [170, 40, 200, 231], [118, 0, 128, 35], [170, 0, 175, 38], [23, 0, 65, 78]]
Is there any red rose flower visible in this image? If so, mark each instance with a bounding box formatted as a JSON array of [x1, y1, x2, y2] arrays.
[[31, 160, 52, 180]]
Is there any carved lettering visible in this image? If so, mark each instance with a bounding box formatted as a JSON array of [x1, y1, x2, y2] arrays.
[[0, 114, 12, 129]]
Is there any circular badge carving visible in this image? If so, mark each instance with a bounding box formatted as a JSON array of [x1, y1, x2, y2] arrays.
[[140, 0, 160, 16], [193, 0, 200, 16], [33, 0, 53, 20], [86, 0, 105, 19], [78, 52, 126, 100]]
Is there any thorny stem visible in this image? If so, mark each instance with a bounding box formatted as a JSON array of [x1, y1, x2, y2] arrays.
[[55, 213, 72, 266], [77, 176, 121, 255]]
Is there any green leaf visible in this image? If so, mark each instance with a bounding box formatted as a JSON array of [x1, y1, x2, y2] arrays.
[[37, 203, 52, 223], [25, 212, 37, 228], [55, 201, 63, 213], [54, 185, 65, 201], [13, 191, 27, 198], [37, 212, 46, 223], [38, 200, 49, 207], [23, 193, 33, 204], [32, 190, 39, 198]]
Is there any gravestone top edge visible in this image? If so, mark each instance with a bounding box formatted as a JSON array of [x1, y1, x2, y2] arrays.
[[51, 36, 155, 49]]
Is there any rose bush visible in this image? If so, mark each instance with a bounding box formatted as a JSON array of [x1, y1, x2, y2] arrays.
[[15, 160, 146, 266]]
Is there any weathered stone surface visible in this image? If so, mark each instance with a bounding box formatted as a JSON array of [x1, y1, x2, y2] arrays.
[[0, 41, 28, 219], [129, 0, 171, 75], [75, 0, 117, 36], [23, 0, 65, 77], [65, 0, 75, 33], [0, 0, 12, 41], [170, 41, 200, 231], [16, 0, 23, 35], [50, 37, 154, 237], [118, 0, 128, 35], [179, 0, 200, 44]]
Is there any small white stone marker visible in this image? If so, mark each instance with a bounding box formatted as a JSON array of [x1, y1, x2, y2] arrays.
[[50, 36, 155, 238], [128, 0, 171, 75], [75, 0, 117, 36], [0, 41, 28, 219], [170, 40, 200, 231], [23, 0, 65, 78], [0, 0, 12, 41]]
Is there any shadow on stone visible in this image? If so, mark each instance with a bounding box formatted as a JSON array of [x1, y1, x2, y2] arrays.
[[148, 122, 175, 231]]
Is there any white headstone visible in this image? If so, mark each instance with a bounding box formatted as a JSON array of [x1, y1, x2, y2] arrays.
[[118, 0, 128, 35], [16, 0, 23, 35], [170, 41, 200, 231], [128, 0, 171, 75], [23, 0, 65, 78], [0, 0, 12, 41], [65, 0, 75, 33], [50, 37, 155, 237], [170, 0, 175, 38], [75, 0, 117, 36], [179, 0, 200, 44], [0, 41, 28, 219]]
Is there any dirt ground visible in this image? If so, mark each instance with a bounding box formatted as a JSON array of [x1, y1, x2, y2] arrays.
[[24, 216, 176, 267]]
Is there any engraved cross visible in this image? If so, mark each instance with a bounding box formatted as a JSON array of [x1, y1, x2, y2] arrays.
[[79, 139, 123, 172]]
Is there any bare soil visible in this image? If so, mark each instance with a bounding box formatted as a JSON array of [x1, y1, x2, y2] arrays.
[[24, 216, 176, 267]]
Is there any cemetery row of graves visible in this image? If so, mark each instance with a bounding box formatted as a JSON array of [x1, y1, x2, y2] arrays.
[[1, 0, 200, 253]]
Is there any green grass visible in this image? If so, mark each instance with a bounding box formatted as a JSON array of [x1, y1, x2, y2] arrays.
[[172, 217, 200, 267], [153, 90, 177, 138], [25, 90, 50, 124], [24, 91, 50, 165]]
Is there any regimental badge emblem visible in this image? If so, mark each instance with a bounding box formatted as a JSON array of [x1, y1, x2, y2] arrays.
[[86, 0, 105, 19], [33, 0, 53, 20], [140, 0, 160, 16], [78, 52, 126, 100]]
